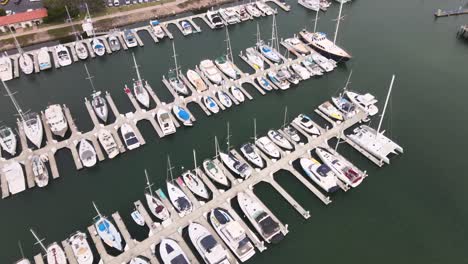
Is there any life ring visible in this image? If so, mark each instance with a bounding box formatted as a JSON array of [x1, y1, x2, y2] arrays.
[[0, 0, 9, 6]]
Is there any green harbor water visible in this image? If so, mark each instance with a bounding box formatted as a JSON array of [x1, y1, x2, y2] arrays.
[[1, 0, 467, 262]]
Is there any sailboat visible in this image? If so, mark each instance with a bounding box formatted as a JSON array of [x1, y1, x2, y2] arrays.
[[202, 158, 229, 187], [0, 52, 13, 81], [92, 202, 123, 251], [130, 53, 150, 108], [216, 90, 232, 108], [0, 126, 17, 155], [166, 156, 193, 217], [188, 222, 230, 264], [131, 209, 145, 226], [37, 48, 51, 71], [172, 105, 193, 126], [215, 27, 239, 80], [108, 31, 121, 52], [14, 241, 31, 264], [168, 41, 189, 95], [230, 86, 245, 102], [32, 155, 49, 187], [240, 118, 264, 168], [78, 139, 97, 168], [66, 5, 88, 60], [203, 95, 220, 114], [281, 107, 301, 143], [85, 4, 105, 57], [30, 229, 67, 264], [347, 75, 403, 164], [2, 79, 43, 148], [68, 231, 94, 264], [10, 30, 33, 75], [182, 150, 209, 199], [257, 15, 282, 64], [219, 124, 252, 179], [84, 64, 108, 123], [144, 169, 170, 221]]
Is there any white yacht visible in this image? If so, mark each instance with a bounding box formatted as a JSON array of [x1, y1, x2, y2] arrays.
[[182, 171, 209, 199], [217, 90, 232, 108], [267, 70, 289, 90], [281, 67, 300, 85], [131, 210, 145, 226], [37, 47, 52, 71], [255, 1, 274, 15], [331, 95, 357, 119], [187, 69, 208, 92], [302, 55, 324, 76], [23, 113, 43, 148], [284, 37, 310, 54], [55, 45, 72, 67], [290, 63, 311, 80], [220, 151, 252, 179], [200, 59, 223, 85], [283, 125, 301, 142], [45, 104, 69, 137], [203, 96, 220, 114], [32, 155, 49, 188], [188, 222, 230, 264], [159, 239, 190, 264], [245, 3, 262, 17], [167, 181, 193, 216], [300, 158, 339, 192], [150, 20, 165, 39], [68, 231, 94, 264], [237, 192, 284, 243], [180, 20, 193, 35], [46, 243, 68, 264], [202, 159, 229, 187], [315, 148, 364, 187], [219, 8, 241, 24], [230, 86, 245, 102], [267, 129, 293, 150], [311, 53, 334, 72], [93, 203, 123, 251], [75, 41, 89, 60], [156, 109, 176, 136], [258, 42, 282, 63], [91, 91, 108, 123], [300, 30, 351, 61], [172, 105, 193, 127], [2, 161, 25, 195], [120, 123, 140, 150], [210, 208, 256, 262], [256, 76, 272, 91], [298, 0, 320, 11], [108, 32, 121, 52], [92, 38, 106, 56], [19, 53, 34, 75], [0, 126, 17, 155], [255, 136, 281, 159], [130, 256, 150, 264], [97, 129, 119, 159], [215, 56, 239, 80], [345, 91, 379, 116], [206, 10, 224, 29], [78, 139, 97, 168], [293, 114, 321, 136], [0, 53, 13, 81], [124, 29, 138, 48], [318, 101, 344, 121], [240, 143, 264, 168], [245, 47, 264, 70], [236, 6, 251, 21]]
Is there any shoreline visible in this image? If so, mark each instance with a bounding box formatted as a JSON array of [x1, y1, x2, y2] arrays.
[[0, 0, 237, 52]]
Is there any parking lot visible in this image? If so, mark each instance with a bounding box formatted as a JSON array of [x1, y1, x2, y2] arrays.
[[0, 0, 43, 14], [106, 0, 160, 8]]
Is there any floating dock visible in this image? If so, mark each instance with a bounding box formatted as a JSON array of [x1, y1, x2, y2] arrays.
[[434, 8, 468, 17]]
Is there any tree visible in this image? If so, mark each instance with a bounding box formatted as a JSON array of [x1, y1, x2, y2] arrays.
[[43, 0, 80, 23], [0, 8, 6, 17]]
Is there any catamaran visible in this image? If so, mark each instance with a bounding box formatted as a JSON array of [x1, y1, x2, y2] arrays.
[[3, 161, 25, 194], [79, 139, 97, 168], [150, 20, 165, 39], [30, 229, 67, 264], [315, 148, 364, 187], [130, 53, 151, 108], [216, 90, 232, 108], [206, 9, 224, 29], [97, 129, 119, 159], [230, 86, 245, 102], [156, 109, 176, 136], [237, 192, 284, 243], [0, 126, 17, 155], [68, 231, 94, 264], [210, 207, 256, 262], [159, 239, 190, 264], [245, 47, 264, 70], [285, 37, 310, 54], [319, 101, 344, 121], [55, 45, 72, 67], [200, 59, 223, 85], [37, 47, 51, 71], [45, 104, 68, 138], [293, 114, 321, 136], [188, 222, 230, 264], [267, 129, 293, 150], [172, 105, 192, 126], [92, 202, 123, 251], [203, 96, 220, 114], [345, 91, 379, 116], [0, 53, 13, 81], [245, 3, 262, 17], [202, 159, 229, 187], [186, 69, 208, 92], [167, 177, 193, 217], [180, 20, 193, 35], [168, 41, 189, 95], [32, 155, 49, 187], [144, 169, 170, 221], [124, 29, 138, 48]]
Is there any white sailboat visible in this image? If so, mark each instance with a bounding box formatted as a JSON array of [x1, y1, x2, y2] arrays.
[[2, 161, 25, 194], [257, 14, 282, 64], [78, 139, 97, 168], [216, 28, 239, 80], [0, 52, 13, 81], [84, 4, 105, 57], [92, 202, 123, 251], [216, 90, 232, 108], [32, 155, 49, 187], [200, 59, 223, 85], [30, 229, 68, 264], [202, 158, 229, 187], [68, 231, 93, 264], [182, 150, 209, 199], [267, 129, 293, 150], [159, 239, 190, 264], [66, 5, 88, 60], [37, 47, 51, 71], [237, 192, 284, 243], [131, 53, 151, 108], [0, 126, 17, 155], [209, 207, 256, 262], [84, 64, 108, 123], [282, 107, 301, 143], [347, 75, 403, 164], [2, 79, 43, 148], [166, 156, 193, 217], [220, 124, 252, 179], [156, 109, 176, 136], [188, 222, 230, 264], [131, 210, 145, 226], [55, 45, 72, 67], [108, 31, 121, 52], [256, 76, 272, 91], [10, 30, 34, 75], [186, 69, 208, 92], [144, 169, 170, 221], [120, 123, 140, 150], [168, 41, 189, 96], [97, 129, 119, 159], [45, 104, 69, 138], [240, 118, 264, 168], [203, 96, 220, 114], [230, 86, 245, 102]]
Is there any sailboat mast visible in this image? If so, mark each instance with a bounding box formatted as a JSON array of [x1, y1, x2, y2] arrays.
[[214, 136, 220, 159], [192, 149, 198, 175], [132, 53, 142, 83], [226, 122, 231, 151], [256, 23, 261, 45], [270, 13, 279, 50], [172, 41, 179, 79], [9, 30, 23, 54], [167, 155, 174, 181], [144, 169, 154, 196], [2, 79, 26, 121], [253, 118, 257, 141], [283, 106, 288, 128], [18, 241, 25, 259], [65, 6, 79, 41], [333, 1, 344, 45], [84, 64, 96, 93], [313, 9, 319, 33], [29, 229, 47, 252], [225, 27, 233, 62], [376, 75, 395, 134], [92, 201, 103, 218]]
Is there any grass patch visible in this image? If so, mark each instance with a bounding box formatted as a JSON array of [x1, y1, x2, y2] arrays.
[[47, 26, 74, 39]]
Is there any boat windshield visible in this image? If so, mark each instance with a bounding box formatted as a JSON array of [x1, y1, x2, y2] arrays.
[[213, 209, 230, 224], [317, 165, 331, 177], [171, 254, 188, 264], [258, 215, 280, 235], [200, 235, 217, 252], [176, 197, 191, 211]]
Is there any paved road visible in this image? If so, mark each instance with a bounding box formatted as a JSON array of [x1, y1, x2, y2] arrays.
[[0, 0, 43, 14]]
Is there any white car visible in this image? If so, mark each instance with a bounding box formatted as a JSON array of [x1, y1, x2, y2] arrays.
[[113, 0, 120, 6], [125, 0, 130, 4]]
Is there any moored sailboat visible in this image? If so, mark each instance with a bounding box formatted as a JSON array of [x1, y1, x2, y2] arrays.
[[92, 202, 123, 251], [144, 169, 170, 221], [130, 53, 150, 108], [32, 155, 49, 188]]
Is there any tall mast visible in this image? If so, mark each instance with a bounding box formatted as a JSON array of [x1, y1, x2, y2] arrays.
[[92, 201, 103, 218], [333, 1, 344, 45], [270, 13, 280, 50], [9, 29, 23, 54], [84, 64, 96, 93], [226, 122, 231, 152], [144, 169, 154, 196], [313, 9, 319, 33], [172, 41, 180, 79], [132, 53, 142, 83], [283, 106, 288, 128], [192, 149, 198, 175], [256, 22, 261, 45], [18, 241, 25, 259], [376, 75, 395, 134], [225, 27, 233, 62], [85, 3, 96, 38], [253, 118, 257, 141], [214, 136, 220, 159], [167, 155, 174, 181], [65, 6, 80, 41], [344, 70, 353, 91], [30, 229, 47, 253], [2, 79, 26, 121]]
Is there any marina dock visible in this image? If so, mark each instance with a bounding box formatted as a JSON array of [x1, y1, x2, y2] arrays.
[[434, 8, 468, 17]]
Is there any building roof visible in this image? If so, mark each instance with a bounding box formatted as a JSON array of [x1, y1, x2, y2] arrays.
[[0, 8, 48, 27]]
